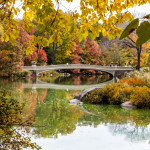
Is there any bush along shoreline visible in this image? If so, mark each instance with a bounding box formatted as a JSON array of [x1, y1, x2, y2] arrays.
[[0, 70, 31, 79], [75, 69, 150, 109]]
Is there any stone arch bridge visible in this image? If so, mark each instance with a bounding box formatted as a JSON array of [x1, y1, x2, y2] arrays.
[[23, 64, 134, 77]]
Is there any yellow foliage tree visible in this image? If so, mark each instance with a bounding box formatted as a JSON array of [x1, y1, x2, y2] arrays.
[[0, 0, 150, 55]]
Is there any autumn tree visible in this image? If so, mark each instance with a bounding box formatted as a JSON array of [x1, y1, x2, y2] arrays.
[[37, 47, 48, 65], [123, 36, 149, 68], [0, 24, 31, 76], [99, 40, 136, 66], [70, 41, 83, 64], [82, 38, 101, 65], [1, 0, 150, 55], [0, 50, 13, 76], [68, 40, 84, 74], [24, 46, 48, 66], [50, 12, 80, 64]]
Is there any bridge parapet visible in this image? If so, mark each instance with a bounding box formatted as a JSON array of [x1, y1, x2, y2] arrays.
[[22, 64, 134, 77], [23, 64, 134, 70]]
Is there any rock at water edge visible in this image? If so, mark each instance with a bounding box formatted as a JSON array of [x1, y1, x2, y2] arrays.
[[69, 99, 83, 105], [121, 101, 136, 109]]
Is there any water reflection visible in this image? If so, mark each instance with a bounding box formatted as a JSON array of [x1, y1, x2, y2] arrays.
[[32, 89, 83, 138], [38, 73, 111, 85], [23, 74, 113, 90], [78, 105, 150, 142], [1, 79, 150, 150], [32, 91, 150, 143]]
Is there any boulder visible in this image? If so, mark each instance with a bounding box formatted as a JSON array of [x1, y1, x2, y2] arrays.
[[74, 87, 99, 101], [69, 99, 83, 105], [74, 93, 82, 100], [121, 101, 136, 109]]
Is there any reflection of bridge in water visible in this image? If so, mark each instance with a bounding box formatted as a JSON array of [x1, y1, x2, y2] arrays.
[[23, 64, 134, 77], [22, 64, 134, 90], [22, 78, 115, 90]]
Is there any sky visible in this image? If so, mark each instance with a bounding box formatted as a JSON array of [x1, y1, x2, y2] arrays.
[[15, 0, 150, 19], [54, 0, 150, 18]]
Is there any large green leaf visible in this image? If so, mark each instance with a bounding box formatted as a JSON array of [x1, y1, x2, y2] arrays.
[[136, 21, 150, 48], [119, 18, 139, 40]]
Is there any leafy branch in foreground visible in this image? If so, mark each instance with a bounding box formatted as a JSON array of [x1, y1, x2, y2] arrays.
[[0, 90, 41, 150], [119, 14, 150, 70]]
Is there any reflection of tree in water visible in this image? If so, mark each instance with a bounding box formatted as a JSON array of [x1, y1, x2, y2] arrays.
[[23, 88, 48, 116], [0, 91, 41, 149], [32, 89, 83, 138], [40, 73, 111, 85], [2, 79, 150, 144], [55, 74, 111, 85], [32, 91, 150, 143], [108, 124, 150, 142], [79, 104, 150, 142]]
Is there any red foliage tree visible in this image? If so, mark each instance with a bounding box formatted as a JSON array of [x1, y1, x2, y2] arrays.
[[68, 38, 101, 74], [70, 41, 83, 64], [0, 24, 31, 76], [37, 47, 48, 65], [81, 38, 101, 73], [24, 46, 48, 66], [82, 38, 101, 65], [24, 46, 38, 66], [70, 41, 83, 73], [0, 50, 13, 76]]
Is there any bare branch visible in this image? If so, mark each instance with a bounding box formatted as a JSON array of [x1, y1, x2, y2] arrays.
[[127, 36, 136, 45], [124, 39, 136, 48], [123, 40, 136, 48], [97, 0, 99, 11], [50, 0, 60, 26]]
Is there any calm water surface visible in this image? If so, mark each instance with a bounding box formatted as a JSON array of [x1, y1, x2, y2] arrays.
[[39, 73, 111, 85], [1, 76, 150, 150]]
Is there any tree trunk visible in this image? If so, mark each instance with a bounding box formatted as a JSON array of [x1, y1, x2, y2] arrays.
[[53, 42, 55, 64], [52, 43, 58, 65], [137, 46, 142, 71]]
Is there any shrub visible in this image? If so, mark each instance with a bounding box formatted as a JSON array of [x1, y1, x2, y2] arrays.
[[141, 67, 150, 73], [102, 83, 129, 105], [124, 69, 150, 86], [38, 70, 63, 77], [83, 77, 150, 108], [124, 70, 140, 78], [118, 78, 149, 87], [13, 70, 31, 78], [130, 86, 150, 108], [83, 88, 104, 104], [83, 83, 133, 105]]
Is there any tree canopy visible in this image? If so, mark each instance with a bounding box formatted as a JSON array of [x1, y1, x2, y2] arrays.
[[1, 0, 150, 55]]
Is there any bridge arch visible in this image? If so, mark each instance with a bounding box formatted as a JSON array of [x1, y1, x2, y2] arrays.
[[36, 68, 114, 77], [23, 64, 134, 77]]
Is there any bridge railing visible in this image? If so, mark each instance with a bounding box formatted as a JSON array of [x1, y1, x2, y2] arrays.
[[23, 64, 135, 70]]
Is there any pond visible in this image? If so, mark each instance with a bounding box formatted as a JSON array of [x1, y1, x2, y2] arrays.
[[0, 76, 150, 150], [38, 72, 111, 85]]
